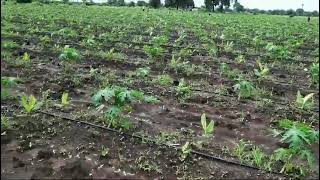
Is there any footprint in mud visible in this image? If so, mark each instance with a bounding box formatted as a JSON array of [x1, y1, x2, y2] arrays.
[[31, 166, 54, 180], [37, 149, 54, 160], [57, 159, 93, 179], [1, 132, 13, 145], [12, 157, 25, 168]]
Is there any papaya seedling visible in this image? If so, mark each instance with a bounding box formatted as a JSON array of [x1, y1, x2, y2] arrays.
[[200, 113, 215, 137], [20, 94, 37, 113], [180, 141, 192, 161], [61, 92, 69, 108], [295, 91, 314, 110]]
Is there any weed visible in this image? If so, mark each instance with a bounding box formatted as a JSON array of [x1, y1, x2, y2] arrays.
[[59, 46, 80, 61], [1, 76, 17, 87], [233, 139, 249, 162], [175, 79, 192, 100], [144, 95, 159, 104], [152, 74, 173, 86], [135, 67, 150, 78], [219, 63, 243, 80], [143, 45, 164, 59], [250, 146, 265, 168], [135, 156, 161, 173], [235, 55, 245, 64], [1, 90, 10, 101], [40, 35, 51, 45], [98, 48, 126, 62], [1, 41, 18, 49], [177, 48, 193, 59], [310, 63, 319, 84], [169, 55, 183, 72], [100, 146, 110, 157], [151, 35, 168, 47], [1, 116, 10, 132], [208, 46, 218, 57], [233, 80, 255, 100]]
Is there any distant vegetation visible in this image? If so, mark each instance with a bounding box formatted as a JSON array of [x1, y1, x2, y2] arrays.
[[14, 0, 319, 17]]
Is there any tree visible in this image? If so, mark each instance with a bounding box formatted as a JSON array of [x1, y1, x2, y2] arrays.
[[165, 0, 194, 10], [296, 8, 304, 16], [165, 0, 175, 7], [107, 0, 117, 6], [117, 0, 125, 6], [17, 0, 32, 3], [286, 9, 295, 16], [149, 0, 161, 8], [137, 0, 147, 6], [311, 10, 319, 17], [204, 0, 213, 11], [128, 1, 135, 7], [204, 0, 237, 12], [185, 0, 194, 8], [233, 1, 244, 12]]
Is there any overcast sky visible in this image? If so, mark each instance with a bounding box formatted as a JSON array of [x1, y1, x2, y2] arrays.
[[123, 0, 319, 11]]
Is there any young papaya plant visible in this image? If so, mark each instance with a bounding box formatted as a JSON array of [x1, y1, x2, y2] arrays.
[[200, 113, 215, 137], [22, 52, 30, 62], [20, 94, 37, 113], [295, 91, 314, 110], [254, 61, 269, 81], [180, 141, 192, 161], [61, 92, 69, 108]]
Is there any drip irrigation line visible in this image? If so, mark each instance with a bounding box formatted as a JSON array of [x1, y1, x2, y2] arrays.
[[38, 110, 287, 177]]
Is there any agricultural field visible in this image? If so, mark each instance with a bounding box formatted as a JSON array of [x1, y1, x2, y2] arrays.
[[1, 2, 319, 179]]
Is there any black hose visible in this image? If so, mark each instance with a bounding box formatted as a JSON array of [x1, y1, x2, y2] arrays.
[[38, 110, 287, 177]]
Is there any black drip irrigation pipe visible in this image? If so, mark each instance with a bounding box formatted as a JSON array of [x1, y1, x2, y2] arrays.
[[38, 110, 287, 177]]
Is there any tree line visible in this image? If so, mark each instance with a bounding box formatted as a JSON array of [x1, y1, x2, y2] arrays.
[[16, 0, 319, 17]]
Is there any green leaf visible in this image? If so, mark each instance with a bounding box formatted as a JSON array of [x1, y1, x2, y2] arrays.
[[91, 88, 115, 106], [303, 93, 314, 105], [295, 90, 303, 107], [182, 141, 191, 154], [273, 148, 293, 161], [281, 126, 311, 149], [118, 90, 132, 103], [299, 149, 315, 167], [206, 120, 215, 134], [277, 119, 295, 129], [20, 94, 36, 113], [105, 106, 121, 119], [201, 113, 207, 132], [130, 90, 144, 101], [144, 96, 159, 103], [21, 95, 28, 111], [61, 92, 69, 106]]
